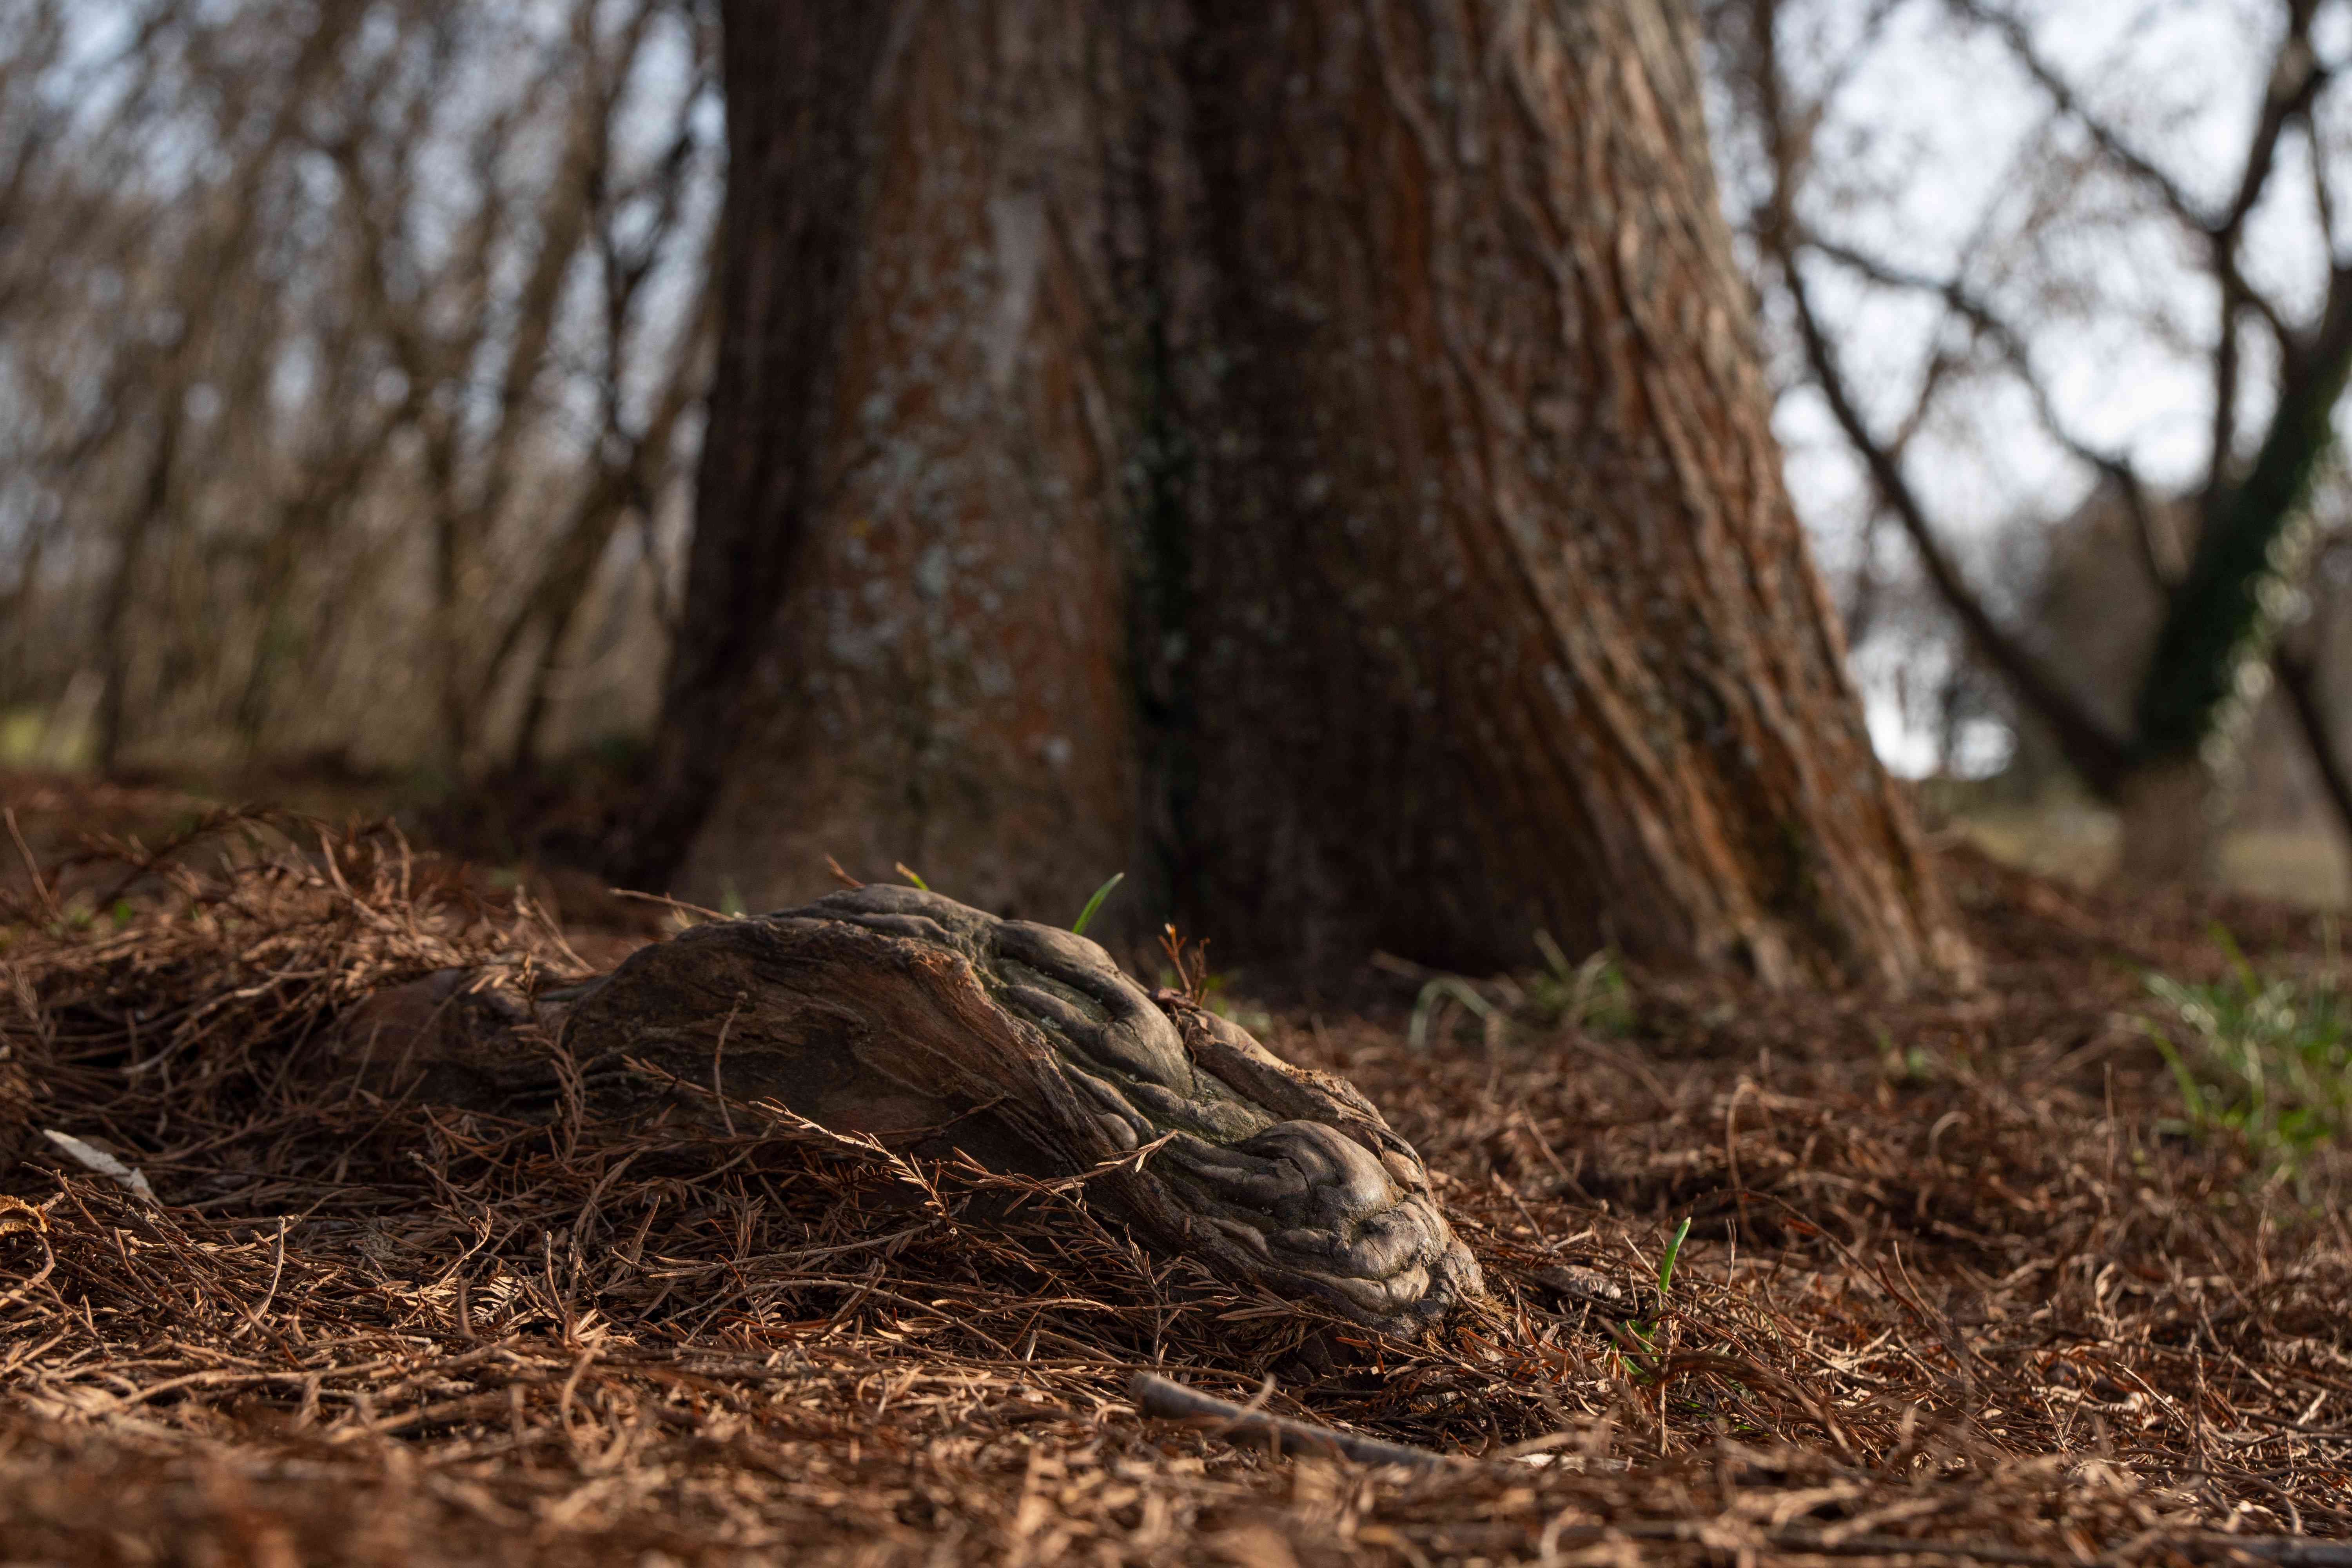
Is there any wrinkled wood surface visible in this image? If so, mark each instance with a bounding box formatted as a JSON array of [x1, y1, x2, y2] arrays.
[[333, 887, 1485, 1337]]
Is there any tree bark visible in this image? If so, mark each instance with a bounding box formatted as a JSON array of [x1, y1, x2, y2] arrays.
[[638, 0, 1973, 989], [1167, 0, 1964, 982], [634, 2, 1148, 926]]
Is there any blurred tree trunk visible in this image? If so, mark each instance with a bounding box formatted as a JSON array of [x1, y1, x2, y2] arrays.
[[95, 401, 181, 775], [634, 0, 1973, 988]]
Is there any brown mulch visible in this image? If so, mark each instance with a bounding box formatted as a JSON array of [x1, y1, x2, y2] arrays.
[[1, 810, 2348, 1565]]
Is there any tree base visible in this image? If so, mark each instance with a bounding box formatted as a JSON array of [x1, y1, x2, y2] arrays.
[[2115, 759, 2218, 887]]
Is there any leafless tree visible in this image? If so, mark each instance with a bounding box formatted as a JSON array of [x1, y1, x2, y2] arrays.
[[0, 0, 719, 781], [1706, 0, 2352, 882]]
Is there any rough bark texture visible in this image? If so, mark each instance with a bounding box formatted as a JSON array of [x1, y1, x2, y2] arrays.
[[332, 887, 1485, 1338], [640, 4, 1148, 923], [1166, 1, 1962, 982], [641, 0, 1973, 988]]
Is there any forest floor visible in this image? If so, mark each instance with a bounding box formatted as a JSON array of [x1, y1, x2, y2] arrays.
[[0, 769, 2348, 1566]]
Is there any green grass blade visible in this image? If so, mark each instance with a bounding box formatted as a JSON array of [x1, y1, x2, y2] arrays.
[[1071, 872, 1124, 937], [2138, 1019, 2208, 1126], [1657, 1216, 1692, 1298], [893, 862, 931, 892], [2209, 921, 2257, 988], [1532, 928, 1573, 981], [1408, 976, 1495, 1051]]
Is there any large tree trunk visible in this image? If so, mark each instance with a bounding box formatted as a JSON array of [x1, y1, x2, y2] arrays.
[[636, 0, 1973, 989], [632, 1, 1147, 924], [1166, 1, 1965, 982]]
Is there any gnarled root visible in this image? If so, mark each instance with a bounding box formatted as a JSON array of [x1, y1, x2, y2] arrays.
[[330, 886, 1485, 1338]]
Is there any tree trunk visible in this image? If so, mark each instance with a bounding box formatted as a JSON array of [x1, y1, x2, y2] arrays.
[[637, 0, 1973, 989], [95, 403, 181, 776], [2114, 755, 2220, 887], [630, 2, 1147, 926], [1165, 0, 1967, 982]]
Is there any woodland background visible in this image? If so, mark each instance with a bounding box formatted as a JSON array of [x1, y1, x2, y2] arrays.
[[8, 0, 2352, 907]]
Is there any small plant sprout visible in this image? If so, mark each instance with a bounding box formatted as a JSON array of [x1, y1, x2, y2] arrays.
[[1656, 1216, 1692, 1299], [2139, 931, 2352, 1181], [1159, 924, 1212, 1005], [1529, 929, 1634, 1035], [1875, 1024, 1935, 1085], [1071, 872, 1123, 937], [1408, 976, 1498, 1051], [1623, 1216, 1694, 1361], [893, 862, 931, 892]]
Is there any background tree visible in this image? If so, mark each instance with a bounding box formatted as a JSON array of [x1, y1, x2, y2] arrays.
[[627, 0, 1974, 987], [1706, 0, 2352, 884], [0, 0, 716, 780]]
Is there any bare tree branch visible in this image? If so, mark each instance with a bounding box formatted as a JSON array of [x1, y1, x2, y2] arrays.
[[1802, 234, 2183, 592], [1782, 260, 2132, 792], [2216, 0, 2327, 244], [1948, 0, 2211, 229], [1737, 0, 2134, 790], [2272, 637, 2352, 853], [1954, 0, 2319, 496], [2310, 110, 2339, 260], [0, 0, 714, 773]]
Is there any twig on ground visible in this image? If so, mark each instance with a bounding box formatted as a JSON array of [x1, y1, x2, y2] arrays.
[[1129, 1372, 1456, 1469], [4, 806, 62, 921]]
